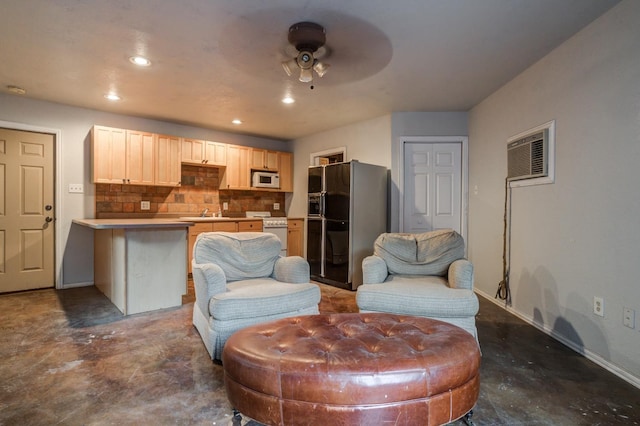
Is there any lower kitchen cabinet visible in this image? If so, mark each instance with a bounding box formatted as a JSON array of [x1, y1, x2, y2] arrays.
[[287, 219, 304, 257]]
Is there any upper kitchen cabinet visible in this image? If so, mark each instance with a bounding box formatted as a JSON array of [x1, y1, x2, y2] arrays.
[[221, 144, 251, 190], [92, 125, 126, 184], [205, 141, 227, 166], [279, 152, 293, 192], [181, 138, 204, 164], [92, 126, 182, 187], [126, 130, 155, 185], [92, 126, 154, 185], [155, 134, 182, 187], [250, 148, 279, 171], [181, 138, 226, 166]]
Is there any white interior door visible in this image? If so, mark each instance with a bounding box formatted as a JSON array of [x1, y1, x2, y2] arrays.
[[0, 128, 55, 292], [403, 141, 463, 234]]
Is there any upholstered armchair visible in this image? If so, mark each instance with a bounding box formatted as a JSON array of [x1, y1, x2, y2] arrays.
[[356, 230, 479, 341], [192, 232, 321, 361]]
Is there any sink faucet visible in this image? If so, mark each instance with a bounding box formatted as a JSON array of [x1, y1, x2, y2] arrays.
[[200, 208, 209, 217]]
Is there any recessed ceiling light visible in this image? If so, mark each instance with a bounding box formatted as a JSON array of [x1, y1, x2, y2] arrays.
[[104, 93, 121, 101], [282, 96, 295, 104], [7, 85, 26, 95], [129, 56, 151, 66], [232, 119, 242, 125]]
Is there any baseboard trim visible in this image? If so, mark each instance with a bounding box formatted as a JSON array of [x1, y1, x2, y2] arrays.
[[59, 281, 93, 289], [475, 289, 640, 390]]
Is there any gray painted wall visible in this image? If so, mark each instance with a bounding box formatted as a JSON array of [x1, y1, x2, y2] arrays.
[[0, 94, 288, 286], [468, 0, 640, 384]]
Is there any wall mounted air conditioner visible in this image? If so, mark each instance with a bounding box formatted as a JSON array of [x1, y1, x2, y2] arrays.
[[507, 129, 548, 181]]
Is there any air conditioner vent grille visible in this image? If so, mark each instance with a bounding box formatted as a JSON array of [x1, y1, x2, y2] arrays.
[[507, 130, 548, 181]]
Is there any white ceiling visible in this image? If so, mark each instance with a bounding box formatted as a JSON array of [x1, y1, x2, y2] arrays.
[[0, 0, 620, 141]]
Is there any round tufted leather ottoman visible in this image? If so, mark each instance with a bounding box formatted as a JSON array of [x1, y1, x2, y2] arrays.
[[222, 313, 480, 426]]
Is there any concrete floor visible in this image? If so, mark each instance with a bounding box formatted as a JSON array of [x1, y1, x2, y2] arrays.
[[0, 284, 638, 425]]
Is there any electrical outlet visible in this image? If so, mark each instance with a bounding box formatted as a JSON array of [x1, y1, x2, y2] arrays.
[[623, 308, 635, 329], [68, 183, 84, 193], [593, 296, 604, 317], [274, 203, 280, 210], [223, 202, 228, 211], [141, 201, 150, 210]]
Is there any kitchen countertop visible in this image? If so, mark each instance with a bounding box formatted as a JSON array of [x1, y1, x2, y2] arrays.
[[73, 218, 194, 229]]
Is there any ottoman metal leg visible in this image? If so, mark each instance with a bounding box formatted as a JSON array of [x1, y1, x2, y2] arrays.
[[232, 408, 242, 425], [462, 409, 475, 426]]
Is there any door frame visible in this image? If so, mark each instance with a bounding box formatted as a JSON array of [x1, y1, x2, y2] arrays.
[[397, 136, 469, 242], [0, 120, 63, 288]]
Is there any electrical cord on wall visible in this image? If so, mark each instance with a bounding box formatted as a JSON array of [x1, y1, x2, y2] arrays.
[[496, 177, 512, 305]]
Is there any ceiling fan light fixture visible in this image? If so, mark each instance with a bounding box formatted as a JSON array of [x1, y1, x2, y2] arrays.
[[283, 21, 330, 84], [299, 67, 313, 83], [282, 58, 297, 76], [313, 61, 329, 78]]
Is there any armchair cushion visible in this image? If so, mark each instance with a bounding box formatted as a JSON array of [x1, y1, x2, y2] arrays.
[[356, 275, 479, 318], [374, 230, 464, 276], [210, 279, 320, 321]]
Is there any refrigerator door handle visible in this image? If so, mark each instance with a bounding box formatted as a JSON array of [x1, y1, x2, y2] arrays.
[[320, 192, 326, 217]]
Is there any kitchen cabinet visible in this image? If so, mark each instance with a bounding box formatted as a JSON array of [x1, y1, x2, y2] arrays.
[[92, 126, 155, 185], [91, 126, 127, 184], [279, 152, 293, 192], [250, 148, 279, 171], [92, 126, 182, 187], [181, 138, 205, 164], [287, 219, 304, 257], [181, 138, 226, 166], [221, 144, 251, 190], [205, 141, 227, 166], [126, 130, 155, 185], [155, 134, 182, 187]]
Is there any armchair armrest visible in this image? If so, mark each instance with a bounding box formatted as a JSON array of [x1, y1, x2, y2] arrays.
[[192, 261, 227, 316], [448, 259, 474, 290], [362, 255, 389, 284], [273, 256, 310, 284]]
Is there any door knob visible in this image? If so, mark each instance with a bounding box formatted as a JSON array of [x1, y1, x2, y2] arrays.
[[45, 205, 53, 211], [45, 217, 53, 223]]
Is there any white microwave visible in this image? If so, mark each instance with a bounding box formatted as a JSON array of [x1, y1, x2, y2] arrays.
[[252, 171, 280, 188]]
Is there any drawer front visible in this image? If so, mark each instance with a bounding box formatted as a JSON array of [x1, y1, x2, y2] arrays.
[[190, 223, 213, 236], [238, 220, 263, 232], [213, 222, 238, 232], [287, 219, 303, 229]]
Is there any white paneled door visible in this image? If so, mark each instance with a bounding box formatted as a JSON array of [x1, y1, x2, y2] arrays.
[[403, 141, 462, 234], [0, 128, 55, 293]]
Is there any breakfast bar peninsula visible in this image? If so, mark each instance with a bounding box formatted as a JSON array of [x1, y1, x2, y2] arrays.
[[73, 218, 193, 315]]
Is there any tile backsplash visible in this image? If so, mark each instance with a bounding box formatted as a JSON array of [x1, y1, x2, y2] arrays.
[[95, 165, 285, 218]]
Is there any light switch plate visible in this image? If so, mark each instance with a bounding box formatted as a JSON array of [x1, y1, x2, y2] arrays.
[[223, 202, 229, 210], [141, 201, 150, 210], [68, 183, 84, 193], [274, 203, 280, 210]]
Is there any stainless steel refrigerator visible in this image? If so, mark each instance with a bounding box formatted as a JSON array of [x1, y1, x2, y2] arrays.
[[307, 161, 387, 290]]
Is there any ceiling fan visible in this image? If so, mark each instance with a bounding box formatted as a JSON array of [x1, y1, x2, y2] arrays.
[[282, 21, 330, 83]]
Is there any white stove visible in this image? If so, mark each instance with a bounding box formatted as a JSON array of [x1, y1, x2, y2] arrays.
[[246, 211, 288, 255]]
